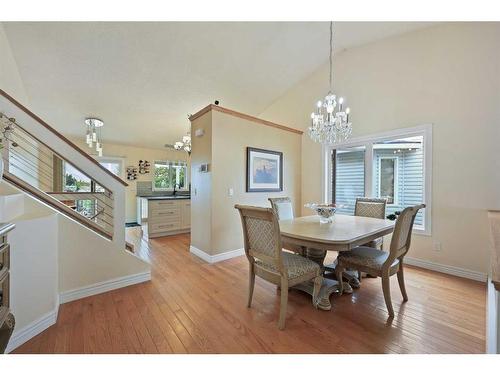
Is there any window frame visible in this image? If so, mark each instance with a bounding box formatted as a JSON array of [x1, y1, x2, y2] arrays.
[[377, 156, 399, 206], [322, 124, 432, 235], [152, 160, 189, 192]]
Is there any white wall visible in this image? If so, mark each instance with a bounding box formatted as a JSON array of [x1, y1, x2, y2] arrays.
[[0, 23, 29, 104], [58, 213, 150, 294], [9, 209, 59, 332], [260, 23, 500, 274]]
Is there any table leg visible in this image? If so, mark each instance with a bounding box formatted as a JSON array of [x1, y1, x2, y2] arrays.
[[324, 259, 361, 289], [291, 248, 353, 311]]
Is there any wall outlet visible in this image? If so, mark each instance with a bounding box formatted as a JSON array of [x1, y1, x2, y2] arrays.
[[228, 188, 234, 197], [432, 242, 441, 252]]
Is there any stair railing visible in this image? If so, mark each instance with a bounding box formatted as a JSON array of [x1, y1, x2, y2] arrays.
[[0, 89, 128, 246]]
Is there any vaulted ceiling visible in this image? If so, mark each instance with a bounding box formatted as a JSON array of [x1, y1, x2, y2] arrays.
[[3, 22, 435, 149]]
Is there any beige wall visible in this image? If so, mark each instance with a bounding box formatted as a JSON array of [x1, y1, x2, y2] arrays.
[[190, 112, 213, 253], [190, 108, 302, 255], [72, 139, 188, 222], [260, 22, 500, 274]]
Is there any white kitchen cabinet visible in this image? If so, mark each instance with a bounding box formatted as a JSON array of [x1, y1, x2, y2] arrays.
[[146, 198, 190, 238]]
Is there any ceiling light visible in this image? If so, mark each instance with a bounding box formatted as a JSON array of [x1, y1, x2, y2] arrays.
[[308, 22, 352, 145], [85, 118, 104, 157]]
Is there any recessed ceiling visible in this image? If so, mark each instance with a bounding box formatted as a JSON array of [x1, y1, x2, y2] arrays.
[[3, 22, 436, 149]]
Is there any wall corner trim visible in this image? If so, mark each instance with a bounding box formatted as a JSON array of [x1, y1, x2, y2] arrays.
[[405, 257, 487, 282], [188, 104, 303, 135], [190, 245, 244, 264], [59, 271, 152, 304]]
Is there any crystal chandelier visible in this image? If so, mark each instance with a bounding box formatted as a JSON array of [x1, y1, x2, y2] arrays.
[[174, 132, 191, 154], [308, 22, 352, 145], [85, 118, 104, 157]]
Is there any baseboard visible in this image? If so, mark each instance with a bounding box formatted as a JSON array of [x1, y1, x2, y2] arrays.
[[405, 257, 487, 282], [6, 307, 58, 353], [59, 271, 152, 304], [190, 245, 244, 264]]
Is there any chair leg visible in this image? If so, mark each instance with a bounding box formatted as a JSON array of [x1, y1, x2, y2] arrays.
[[247, 265, 255, 308], [335, 265, 344, 295], [278, 278, 288, 330], [397, 263, 408, 302], [358, 270, 362, 281], [312, 275, 322, 308], [381, 274, 394, 317]]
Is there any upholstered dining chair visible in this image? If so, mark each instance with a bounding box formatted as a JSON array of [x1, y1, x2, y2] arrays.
[[268, 197, 304, 255], [354, 197, 387, 249], [268, 197, 294, 220], [335, 204, 425, 317], [235, 204, 323, 330]]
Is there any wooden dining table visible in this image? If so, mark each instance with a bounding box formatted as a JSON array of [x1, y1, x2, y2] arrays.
[[279, 214, 395, 311]]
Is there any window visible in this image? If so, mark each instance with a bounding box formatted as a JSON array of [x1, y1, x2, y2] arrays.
[[334, 146, 365, 215], [153, 160, 188, 191], [325, 125, 431, 234], [98, 157, 124, 178], [378, 157, 398, 204], [63, 163, 91, 192]]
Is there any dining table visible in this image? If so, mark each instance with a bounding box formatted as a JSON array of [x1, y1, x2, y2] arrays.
[[279, 214, 395, 311]]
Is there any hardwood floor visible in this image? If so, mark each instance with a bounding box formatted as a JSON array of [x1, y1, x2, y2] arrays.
[[14, 229, 486, 354]]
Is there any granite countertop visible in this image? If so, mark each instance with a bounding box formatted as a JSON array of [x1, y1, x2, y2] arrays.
[[137, 195, 190, 200]]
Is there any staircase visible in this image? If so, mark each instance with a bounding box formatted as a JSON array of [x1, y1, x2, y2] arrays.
[[0, 88, 148, 352], [0, 88, 131, 247]]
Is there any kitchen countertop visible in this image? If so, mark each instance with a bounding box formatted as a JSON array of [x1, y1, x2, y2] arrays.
[[137, 195, 190, 200]]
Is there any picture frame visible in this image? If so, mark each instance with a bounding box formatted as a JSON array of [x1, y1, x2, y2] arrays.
[[246, 147, 283, 192]]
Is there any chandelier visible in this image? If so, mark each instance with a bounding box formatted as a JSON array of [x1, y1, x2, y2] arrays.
[[174, 132, 191, 154], [85, 118, 104, 157], [308, 22, 352, 145]]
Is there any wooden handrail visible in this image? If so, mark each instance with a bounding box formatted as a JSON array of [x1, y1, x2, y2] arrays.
[[3, 172, 112, 240], [0, 88, 128, 187]]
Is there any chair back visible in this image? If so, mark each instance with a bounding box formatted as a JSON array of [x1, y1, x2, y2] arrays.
[[387, 204, 426, 263], [235, 205, 283, 267], [354, 197, 387, 219], [268, 197, 294, 220]]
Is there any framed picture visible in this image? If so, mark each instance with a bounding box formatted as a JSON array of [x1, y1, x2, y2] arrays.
[[246, 147, 283, 192]]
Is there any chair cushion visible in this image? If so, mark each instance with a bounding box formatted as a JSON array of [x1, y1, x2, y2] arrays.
[[337, 246, 398, 270], [255, 251, 320, 280]]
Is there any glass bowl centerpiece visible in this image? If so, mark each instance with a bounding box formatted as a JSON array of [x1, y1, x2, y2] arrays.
[[305, 203, 337, 223]]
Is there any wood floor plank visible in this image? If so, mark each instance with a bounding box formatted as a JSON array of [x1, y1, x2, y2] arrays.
[[12, 230, 486, 354]]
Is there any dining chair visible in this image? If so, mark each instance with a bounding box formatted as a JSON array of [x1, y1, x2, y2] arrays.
[[268, 197, 304, 255], [268, 197, 294, 220], [235, 204, 323, 330], [335, 204, 425, 317], [354, 197, 387, 249]]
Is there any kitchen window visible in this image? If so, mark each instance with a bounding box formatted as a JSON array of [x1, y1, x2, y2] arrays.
[[324, 125, 432, 234], [153, 160, 188, 191]]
